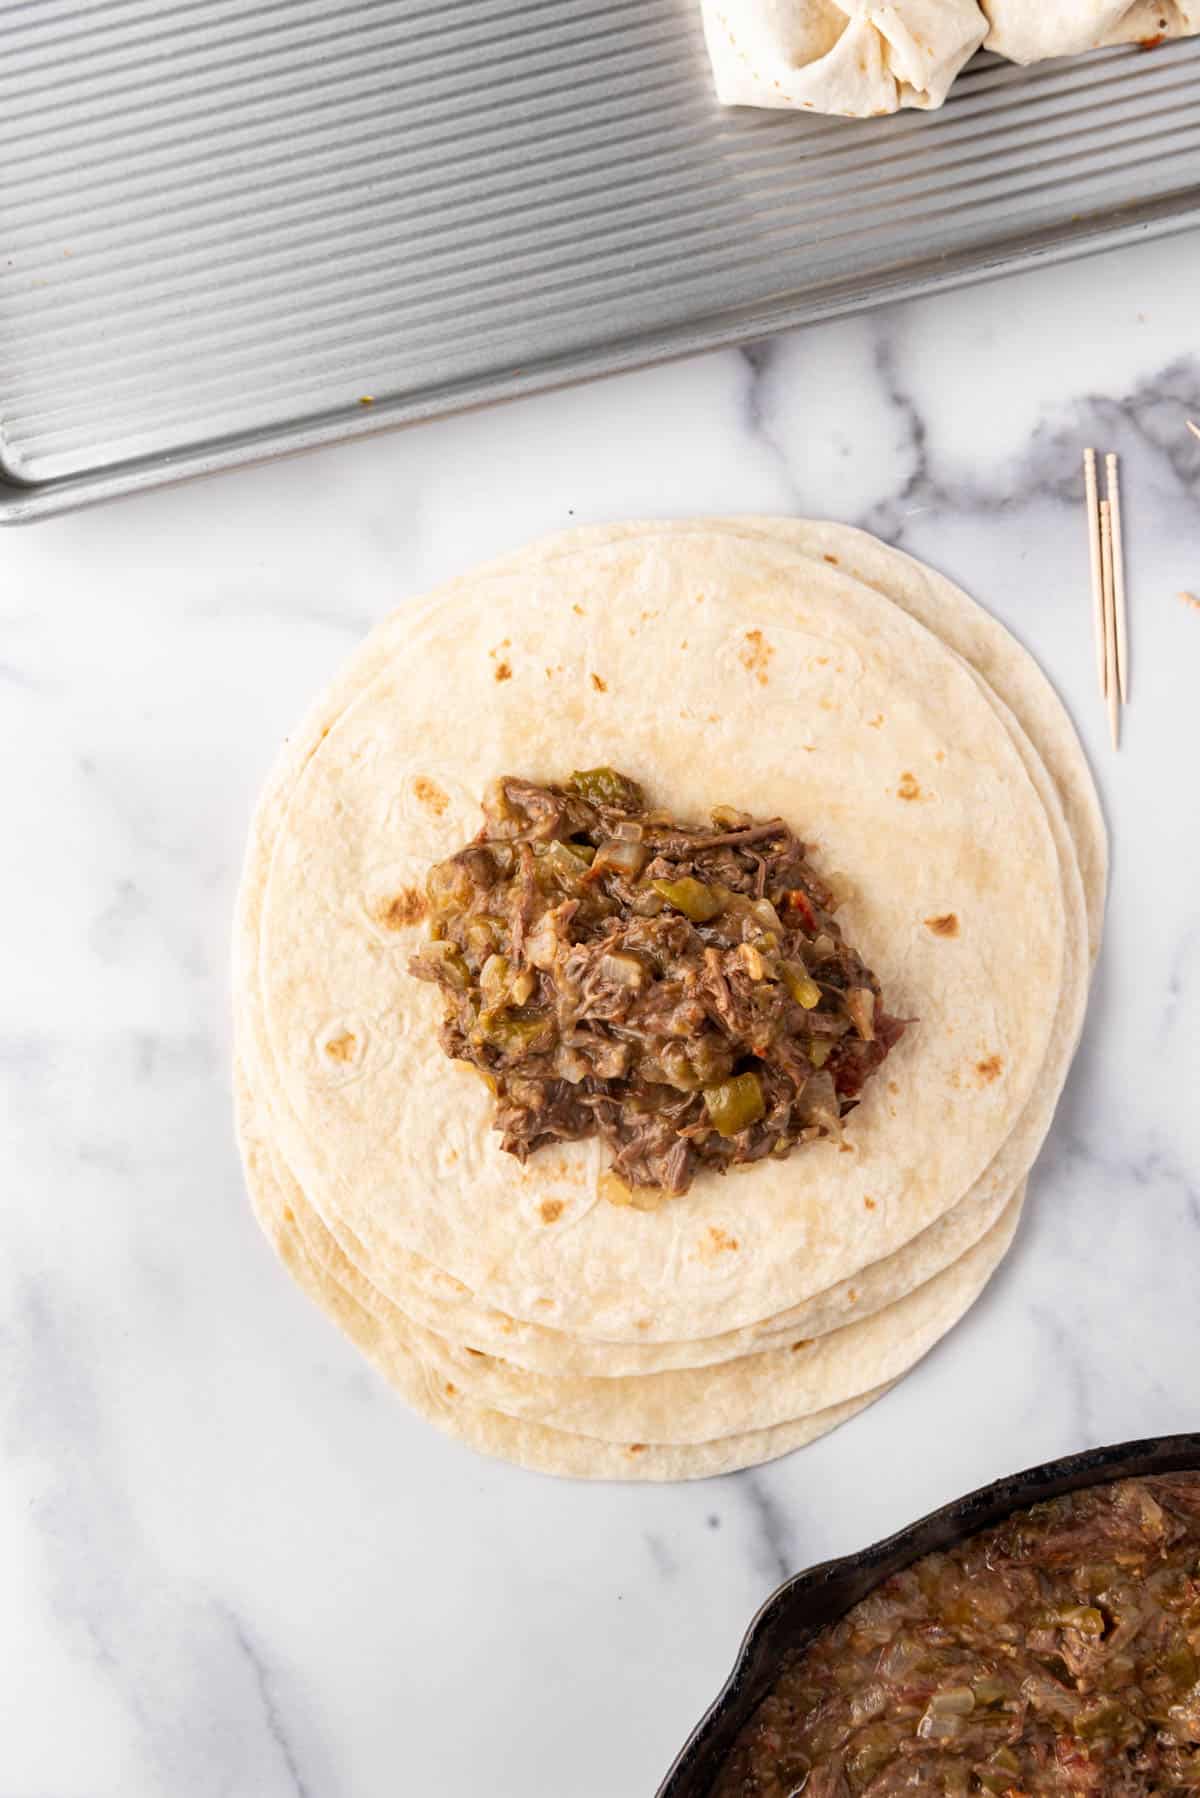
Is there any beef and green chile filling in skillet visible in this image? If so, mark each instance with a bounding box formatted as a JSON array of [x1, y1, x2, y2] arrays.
[[409, 772, 905, 1200], [713, 1474, 1200, 1798]]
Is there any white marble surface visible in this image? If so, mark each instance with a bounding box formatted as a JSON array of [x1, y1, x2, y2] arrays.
[[3, 229, 1200, 1798]]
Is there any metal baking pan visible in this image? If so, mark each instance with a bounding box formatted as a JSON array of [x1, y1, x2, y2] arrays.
[[657, 1433, 1200, 1797], [3, 3, 1200, 523]]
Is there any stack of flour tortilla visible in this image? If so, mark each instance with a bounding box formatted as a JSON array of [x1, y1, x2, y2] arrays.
[[234, 521, 1104, 1480], [702, 2, 1199, 118]]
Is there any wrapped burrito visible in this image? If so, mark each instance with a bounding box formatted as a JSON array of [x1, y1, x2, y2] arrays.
[[981, 0, 1199, 62], [703, 0, 1198, 118], [700, 0, 989, 115]]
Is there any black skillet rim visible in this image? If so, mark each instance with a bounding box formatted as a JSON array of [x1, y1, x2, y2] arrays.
[[656, 1433, 1200, 1797]]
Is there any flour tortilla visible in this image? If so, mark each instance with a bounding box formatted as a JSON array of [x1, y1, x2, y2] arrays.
[[241, 664, 1080, 1379], [248, 530, 1067, 1341], [701, 0, 988, 115], [235, 521, 1099, 1367], [284, 1124, 1025, 1444], [285, 1128, 1019, 1374], [479, 519, 1106, 958], [240, 1072, 894, 1481], [982, 0, 1199, 62], [235, 519, 1103, 968]]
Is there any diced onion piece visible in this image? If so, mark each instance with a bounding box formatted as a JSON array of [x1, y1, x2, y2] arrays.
[[799, 1070, 843, 1137], [927, 1686, 976, 1717], [846, 985, 876, 1041], [426, 856, 476, 914], [1058, 1604, 1105, 1636], [598, 951, 646, 990], [553, 1045, 589, 1083], [509, 968, 535, 1006], [480, 953, 511, 1005], [737, 943, 767, 982], [525, 914, 560, 970], [592, 839, 648, 880], [464, 918, 501, 959], [750, 897, 783, 933]]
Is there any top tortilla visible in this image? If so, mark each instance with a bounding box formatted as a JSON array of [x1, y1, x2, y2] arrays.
[[248, 530, 1067, 1340]]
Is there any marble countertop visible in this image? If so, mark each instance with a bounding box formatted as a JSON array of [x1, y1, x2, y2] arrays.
[[4, 229, 1199, 1798]]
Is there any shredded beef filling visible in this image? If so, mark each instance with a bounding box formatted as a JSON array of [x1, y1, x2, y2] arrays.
[[713, 1474, 1200, 1798], [409, 769, 905, 1200]]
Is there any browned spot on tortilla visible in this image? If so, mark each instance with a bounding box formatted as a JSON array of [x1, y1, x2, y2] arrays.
[[628, 1443, 647, 1455], [705, 1226, 740, 1256], [864, 1196, 877, 1210], [494, 660, 512, 682], [283, 1206, 295, 1224], [897, 771, 921, 802], [465, 1347, 485, 1358], [739, 629, 774, 686], [819, 696, 835, 712], [325, 1031, 357, 1063], [590, 673, 607, 693], [838, 1141, 854, 1154], [816, 656, 830, 666], [375, 886, 426, 928], [868, 714, 884, 729], [444, 1147, 459, 1165], [445, 1383, 457, 1396], [680, 639, 688, 650], [823, 553, 839, 565], [539, 1199, 564, 1224], [636, 1319, 651, 1331], [935, 750, 945, 763], [791, 1339, 813, 1351], [545, 666, 555, 678], [572, 603, 585, 615], [413, 776, 448, 816], [847, 1288, 858, 1304], [976, 1054, 1004, 1084], [708, 713, 720, 724], [925, 912, 960, 938], [535, 1298, 553, 1309]]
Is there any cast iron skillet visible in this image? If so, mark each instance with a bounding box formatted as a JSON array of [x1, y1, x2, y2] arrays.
[[657, 1433, 1200, 1797]]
